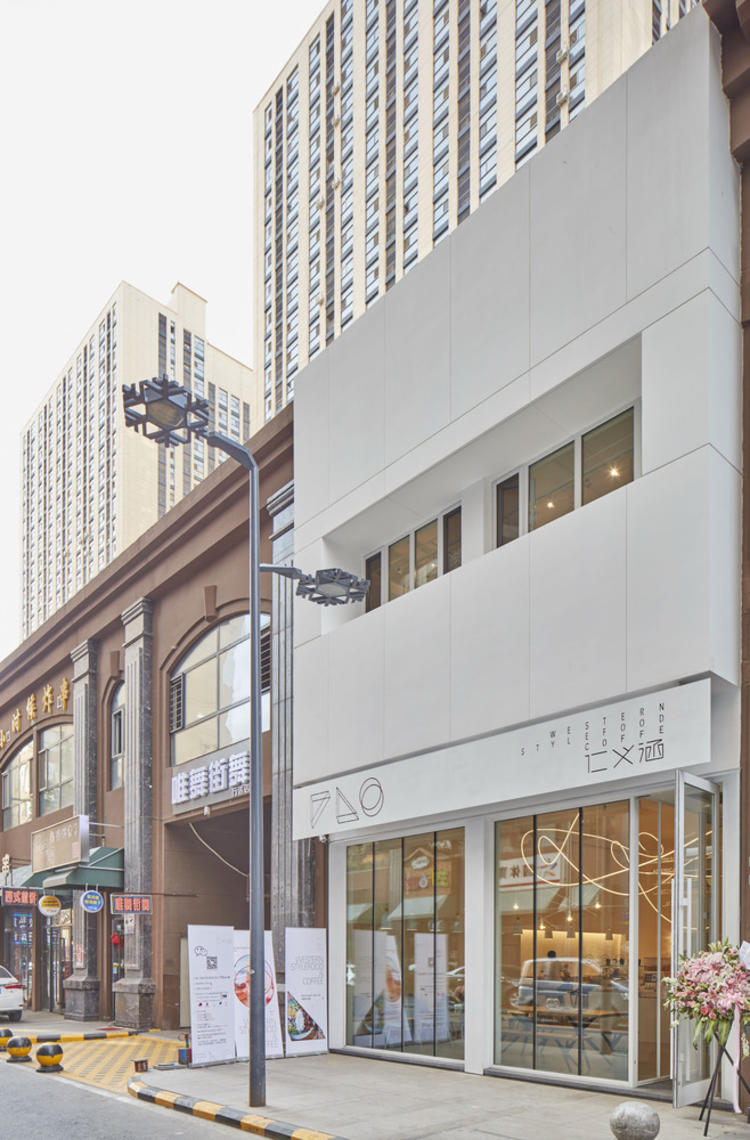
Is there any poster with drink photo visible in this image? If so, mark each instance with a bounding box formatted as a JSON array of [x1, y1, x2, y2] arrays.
[[232, 930, 284, 1059]]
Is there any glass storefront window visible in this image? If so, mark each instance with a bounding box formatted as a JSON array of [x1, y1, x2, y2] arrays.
[[346, 828, 464, 1059], [495, 802, 629, 1079]]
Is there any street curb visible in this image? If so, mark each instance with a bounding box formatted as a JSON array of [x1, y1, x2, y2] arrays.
[[128, 1075, 352, 1139], [22, 1029, 141, 1044]]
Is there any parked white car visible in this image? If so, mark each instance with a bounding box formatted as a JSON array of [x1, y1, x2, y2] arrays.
[[0, 966, 23, 1021]]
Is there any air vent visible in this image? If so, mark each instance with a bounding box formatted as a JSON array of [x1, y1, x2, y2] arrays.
[[169, 674, 185, 733]]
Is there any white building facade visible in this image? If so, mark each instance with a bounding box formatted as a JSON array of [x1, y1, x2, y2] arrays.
[[292, 8, 742, 1102]]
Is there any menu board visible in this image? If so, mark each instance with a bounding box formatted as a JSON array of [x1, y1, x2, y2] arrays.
[[232, 930, 283, 1059], [284, 927, 328, 1056], [187, 925, 235, 1064]]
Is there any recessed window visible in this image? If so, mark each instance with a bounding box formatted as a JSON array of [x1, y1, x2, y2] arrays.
[[389, 536, 410, 600], [110, 682, 125, 791], [365, 553, 382, 613], [529, 442, 574, 532], [369, 506, 462, 610], [1, 742, 32, 830], [415, 521, 438, 589], [582, 408, 634, 506], [496, 474, 519, 547], [38, 724, 74, 816], [443, 507, 462, 573], [169, 614, 271, 766]]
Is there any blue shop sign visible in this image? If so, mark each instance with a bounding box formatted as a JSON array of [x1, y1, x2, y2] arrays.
[[80, 890, 104, 914]]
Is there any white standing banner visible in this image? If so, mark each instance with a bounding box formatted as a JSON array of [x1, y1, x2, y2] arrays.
[[285, 926, 328, 1055], [232, 930, 284, 1059], [187, 924, 235, 1064]]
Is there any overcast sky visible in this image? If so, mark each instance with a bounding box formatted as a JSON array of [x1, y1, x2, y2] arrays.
[[0, 0, 321, 661]]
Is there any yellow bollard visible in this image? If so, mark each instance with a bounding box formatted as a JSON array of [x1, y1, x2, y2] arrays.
[[35, 1043, 63, 1072], [6, 1036, 32, 1062]]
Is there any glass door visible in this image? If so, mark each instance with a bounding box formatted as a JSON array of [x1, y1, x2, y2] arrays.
[[672, 771, 719, 1109]]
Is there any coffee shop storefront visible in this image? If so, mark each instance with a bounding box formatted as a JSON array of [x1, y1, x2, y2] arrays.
[[306, 678, 739, 1105]]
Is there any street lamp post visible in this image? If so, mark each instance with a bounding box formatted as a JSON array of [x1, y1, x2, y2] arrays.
[[123, 376, 368, 1107]]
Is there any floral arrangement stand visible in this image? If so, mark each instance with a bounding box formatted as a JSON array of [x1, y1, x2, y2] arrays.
[[697, 1039, 750, 1137], [663, 939, 750, 1138]]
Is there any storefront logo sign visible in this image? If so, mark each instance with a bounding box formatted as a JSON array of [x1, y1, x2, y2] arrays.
[[111, 893, 152, 915], [38, 895, 62, 917], [294, 680, 712, 840], [31, 814, 90, 874], [171, 750, 251, 812], [0, 678, 70, 748], [80, 890, 104, 914]]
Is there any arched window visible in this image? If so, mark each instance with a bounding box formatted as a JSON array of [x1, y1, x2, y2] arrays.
[[38, 724, 74, 815], [169, 613, 271, 766], [110, 683, 125, 790], [1, 742, 32, 830]]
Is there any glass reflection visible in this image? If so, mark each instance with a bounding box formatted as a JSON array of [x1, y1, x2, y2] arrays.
[[389, 536, 410, 600], [529, 442, 574, 531], [582, 408, 634, 506], [345, 829, 464, 1059]]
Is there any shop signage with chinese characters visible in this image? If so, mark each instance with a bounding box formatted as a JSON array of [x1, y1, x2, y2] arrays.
[[38, 895, 62, 917], [111, 894, 152, 916], [294, 679, 713, 839], [31, 815, 90, 874], [171, 749, 251, 815], [2, 888, 38, 907], [80, 890, 104, 914], [0, 678, 70, 749]]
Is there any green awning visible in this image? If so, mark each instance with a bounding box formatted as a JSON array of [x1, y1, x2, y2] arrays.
[[23, 847, 124, 891]]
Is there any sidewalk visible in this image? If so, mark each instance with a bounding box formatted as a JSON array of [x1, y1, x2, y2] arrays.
[[126, 1052, 750, 1140]]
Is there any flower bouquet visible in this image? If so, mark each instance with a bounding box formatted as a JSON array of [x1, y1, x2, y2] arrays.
[[663, 939, 750, 1051]]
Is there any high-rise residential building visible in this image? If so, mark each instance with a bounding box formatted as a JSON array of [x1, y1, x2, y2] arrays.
[[22, 281, 253, 638], [252, 0, 701, 424]]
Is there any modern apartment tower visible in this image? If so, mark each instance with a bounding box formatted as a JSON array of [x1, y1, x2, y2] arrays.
[[21, 281, 253, 638], [252, 0, 700, 424]]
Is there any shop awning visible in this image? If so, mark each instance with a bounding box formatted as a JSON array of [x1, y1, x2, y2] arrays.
[[23, 847, 124, 891]]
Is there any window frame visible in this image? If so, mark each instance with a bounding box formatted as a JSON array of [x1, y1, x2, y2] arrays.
[[109, 681, 125, 791], [493, 402, 639, 548], [364, 503, 462, 610]]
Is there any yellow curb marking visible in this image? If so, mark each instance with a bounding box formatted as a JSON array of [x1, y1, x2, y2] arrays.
[[240, 1112, 274, 1132], [155, 1090, 181, 1107], [291, 1130, 338, 1140], [192, 1099, 221, 1120]]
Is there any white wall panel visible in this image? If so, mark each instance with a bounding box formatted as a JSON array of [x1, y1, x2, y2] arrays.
[[641, 290, 741, 475], [450, 165, 531, 419], [328, 303, 387, 504], [529, 79, 627, 366], [383, 574, 451, 758], [450, 541, 530, 741], [293, 634, 330, 787], [626, 12, 718, 300], [626, 449, 710, 691], [328, 606, 385, 778], [530, 489, 628, 717], [708, 451, 740, 686], [293, 352, 330, 528], [384, 240, 451, 466]]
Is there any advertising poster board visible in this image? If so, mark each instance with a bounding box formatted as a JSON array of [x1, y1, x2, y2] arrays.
[[351, 928, 373, 1047], [285, 926, 328, 1056], [187, 924, 235, 1064], [232, 930, 284, 1059], [413, 932, 450, 1044]]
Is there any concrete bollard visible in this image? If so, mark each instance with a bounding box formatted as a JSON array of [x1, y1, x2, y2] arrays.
[[35, 1043, 63, 1072], [609, 1101, 660, 1140], [0, 1028, 14, 1052], [6, 1036, 33, 1063]]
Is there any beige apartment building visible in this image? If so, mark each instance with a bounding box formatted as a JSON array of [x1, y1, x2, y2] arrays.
[[22, 282, 253, 638], [253, 0, 699, 424]]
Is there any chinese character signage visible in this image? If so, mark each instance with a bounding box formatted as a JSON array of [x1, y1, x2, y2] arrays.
[[2, 888, 38, 907], [110, 894, 153, 915], [0, 678, 70, 749], [31, 815, 90, 874], [171, 749, 251, 815], [294, 679, 713, 839]]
